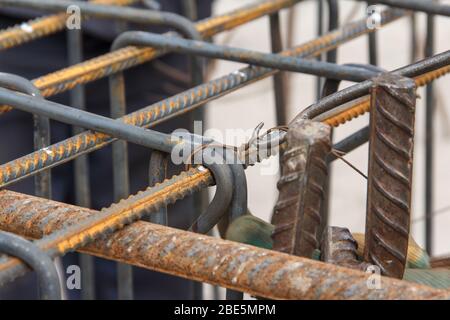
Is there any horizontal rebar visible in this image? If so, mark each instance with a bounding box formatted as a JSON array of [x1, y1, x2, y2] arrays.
[[0, 0, 139, 51], [0, 9, 405, 189], [298, 50, 450, 121], [0, 168, 213, 284], [0, 87, 181, 153], [0, 189, 448, 300], [0, 0, 448, 301], [360, 0, 450, 16], [430, 255, 450, 269], [317, 65, 450, 126], [0, 0, 202, 40], [113, 31, 377, 82], [0, 0, 300, 112]]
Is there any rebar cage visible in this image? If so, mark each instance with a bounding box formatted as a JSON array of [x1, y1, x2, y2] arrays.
[[0, 0, 449, 300]]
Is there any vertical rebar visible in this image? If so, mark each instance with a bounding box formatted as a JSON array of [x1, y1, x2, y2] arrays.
[[109, 72, 133, 300], [319, 79, 338, 238], [321, 226, 371, 271], [67, 27, 96, 301], [181, 0, 204, 300], [424, 8, 435, 256], [315, 0, 324, 100], [285, 4, 297, 115], [367, 3, 378, 66], [272, 119, 331, 258], [326, 0, 339, 64], [146, 150, 168, 225], [269, 12, 287, 126], [365, 73, 416, 279], [318, 1, 338, 240], [368, 25, 378, 65], [410, 13, 418, 63], [33, 116, 51, 199], [0, 73, 53, 298]]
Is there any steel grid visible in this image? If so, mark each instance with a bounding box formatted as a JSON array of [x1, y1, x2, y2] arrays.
[[0, 0, 449, 300]]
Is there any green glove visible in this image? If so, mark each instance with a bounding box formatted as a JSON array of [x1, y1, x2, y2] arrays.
[[225, 214, 274, 250]]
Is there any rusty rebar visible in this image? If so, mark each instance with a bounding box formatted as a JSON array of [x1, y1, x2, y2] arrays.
[[0, 134, 265, 287], [0, 0, 300, 115], [299, 51, 450, 122], [0, 0, 448, 302], [0, 190, 448, 300], [0, 0, 139, 51], [272, 119, 331, 258], [364, 73, 417, 279], [321, 226, 372, 271], [269, 11, 287, 126], [315, 66, 450, 127], [430, 255, 450, 269], [112, 32, 378, 82], [0, 8, 405, 191], [0, 230, 61, 300], [361, 0, 450, 16], [0, 168, 213, 287]]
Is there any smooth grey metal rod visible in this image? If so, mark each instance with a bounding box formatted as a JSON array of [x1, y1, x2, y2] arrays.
[[0, 0, 201, 40], [67, 25, 96, 302], [113, 32, 377, 83], [357, 0, 450, 16], [0, 87, 179, 153]]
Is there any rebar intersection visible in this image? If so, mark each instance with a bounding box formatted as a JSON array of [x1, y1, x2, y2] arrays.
[[0, 0, 449, 300]]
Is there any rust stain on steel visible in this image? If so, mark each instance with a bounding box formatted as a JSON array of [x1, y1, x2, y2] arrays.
[[0, 0, 299, 112], [0, 0, 139, 51], [272, 119, 331, 258], [0, 190, 448, 300], [0, 9, 411, 196], [0, 168, 212, 284], [321, 226, 371, 272], [0, 10, 407, 189], [196, 0, 299, 38], [364, 73, 416, 279], [430, 255, 450, 269], [43, 168, 212, 255], [0, 168, 211, 254], [0, 8, 414, 119], [0, 14, 66, 51], [0, 14, 390, 188]]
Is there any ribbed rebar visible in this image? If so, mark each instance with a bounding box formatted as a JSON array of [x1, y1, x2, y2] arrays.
[[0, 168, 212, 285], [272, 119, 331, 258], [321, 65, 450, 127], [0, 0, 139, 51], [0, 190, 448, 300], [0, 9, 405, 189], [364, 73, 416, 279], [0, 0, 301, 114]]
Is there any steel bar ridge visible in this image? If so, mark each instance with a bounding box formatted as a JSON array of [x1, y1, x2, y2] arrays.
[[0, 190, 449, 300]]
